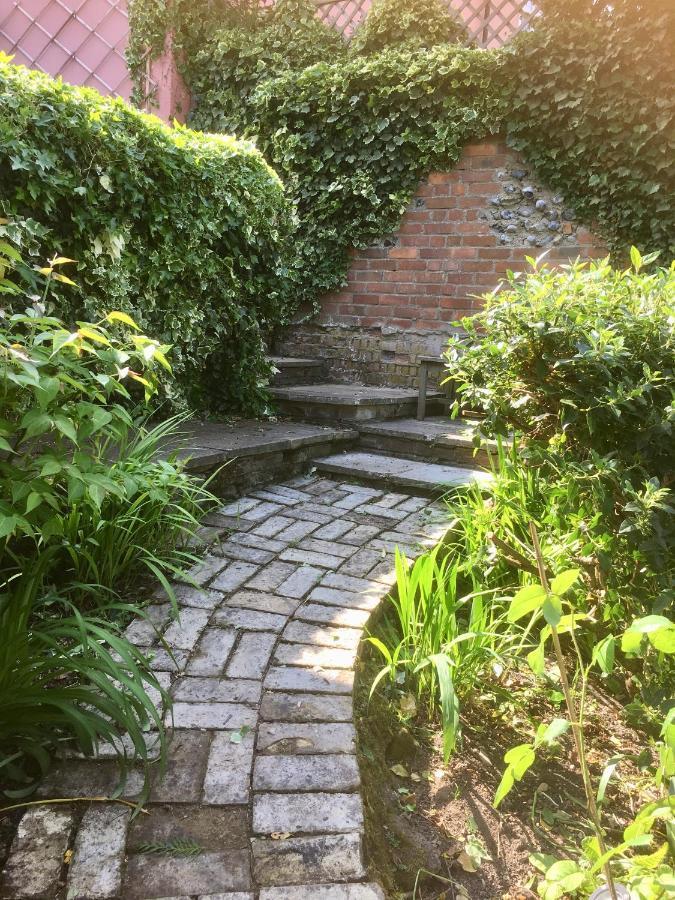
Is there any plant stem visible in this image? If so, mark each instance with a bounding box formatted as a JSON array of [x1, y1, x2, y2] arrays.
[[529, 522, 618, 900], [0, 796, 149, 815]]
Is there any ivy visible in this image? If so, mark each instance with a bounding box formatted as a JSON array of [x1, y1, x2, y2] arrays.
[[349, 0, 468, 55], [0, 55, 294, 413], [141, 0, 673, 314]]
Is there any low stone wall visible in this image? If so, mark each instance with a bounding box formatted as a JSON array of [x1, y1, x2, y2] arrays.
[[275, 140, 607, 388]]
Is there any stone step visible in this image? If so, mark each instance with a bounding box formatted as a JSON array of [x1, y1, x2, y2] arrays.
[[269, 383, 444, 423], [161, 419, 357, 499], [314, 451, 491, 497], [357, 416, 494, 467], [269, 356, 326, 386]]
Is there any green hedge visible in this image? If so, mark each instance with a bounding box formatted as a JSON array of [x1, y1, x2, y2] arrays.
[[0, 55, 293, 413]]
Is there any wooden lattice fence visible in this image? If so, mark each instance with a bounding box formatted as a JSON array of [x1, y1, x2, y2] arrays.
[[315, 0, 536, 48]]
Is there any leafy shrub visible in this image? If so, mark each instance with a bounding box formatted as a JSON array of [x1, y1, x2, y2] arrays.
[[0, 55, 293, 413], [186, 0, 345, 133], [447, 255, 675, 479], [0, 251, 215, 603], [350, 0, 467, 55], [0, 234, 216, 794]]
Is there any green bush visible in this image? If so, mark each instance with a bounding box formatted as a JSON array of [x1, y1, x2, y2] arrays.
[[0, 233, 219, 794], [0, 235, 215, 603], [186, 0, 345, 133], [446, 255, 675, 479], [0, 54, 293, 413], [350, 0, 467, 55]]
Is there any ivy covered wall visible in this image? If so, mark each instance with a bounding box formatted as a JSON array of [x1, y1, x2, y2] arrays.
[[128, 0, 673, 315]]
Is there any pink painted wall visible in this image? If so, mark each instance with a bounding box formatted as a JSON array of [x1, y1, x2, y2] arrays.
[[0, 0, 132, 99]]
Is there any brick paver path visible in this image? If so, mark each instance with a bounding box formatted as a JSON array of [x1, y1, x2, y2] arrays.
[[1, 475, 446, 900]]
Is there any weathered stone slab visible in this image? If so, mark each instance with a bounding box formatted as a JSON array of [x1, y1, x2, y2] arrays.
[[264, 666, 353, 695], [36, 761, 144, 800], [160, 583, 223, 610], [253, 485, 308, 504], [213, 607, 287, 633], [171, 702, 257, 731], [142, 647, 190, 673], [211, 561, 260, 593], [203, 731, 255, 804], [172, 677, 261, 704], [230, 532, 286, 554], [216, 543, 275, 565], [296, 603, 370, 629], [0, 806, 75, 899], [218, 496, 262, 517], [274, 643, 357, 670], [253, 754, 359, 792], [356, 503, 409, 521], [162, 607, 210, 652], [252, 515, 295, 538], [185, 555, 229, 586], [280, 548, 344, 569], [224, 589, 299, 617], [309, 587, 380, 612], [336, 549, 382, 578], [226, 632, 277, 680], [295, 538, 354, 559], [321, 573, 390, 597], [311, 519, 353, 541], [246, 561, 298, 592], [241, 501, 285, 522], [128, 805, 248, 851], [275, 565, 323, 599], [336, 524, 380, 547], [186, 628, 237, 676], [257, 722, 357, 755], [123, 851, 251, 898], [282, 622, 362, 651], [251, 833, 365, 886], [124, 603, 172, 644], [260, 692, 352, 723], [67, 805, 130, 899], [253, 793, 363, 834], [260, 885, 384, 900], [284, 503, 334, 525], [149, 730, 211, 804]]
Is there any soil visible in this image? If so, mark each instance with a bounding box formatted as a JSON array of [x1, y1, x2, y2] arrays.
[[355, 654, 655, 900]]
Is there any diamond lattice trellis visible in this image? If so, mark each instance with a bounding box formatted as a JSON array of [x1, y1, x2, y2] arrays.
[[0, 0, 132, 99], [316, 0, 536, 47]]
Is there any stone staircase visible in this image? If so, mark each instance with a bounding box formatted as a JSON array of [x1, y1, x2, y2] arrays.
[[270, 357, 492, 496]]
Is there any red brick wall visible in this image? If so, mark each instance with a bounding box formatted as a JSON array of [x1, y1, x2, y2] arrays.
[[276, 140, 607, 387]]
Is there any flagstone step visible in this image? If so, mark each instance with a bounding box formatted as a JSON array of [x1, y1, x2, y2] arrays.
[[314, 451, 491, 496], [357, 416, 495, 466], [269, 383, 444, 423], [161, 419, 358, 499], [269, 356, 327, 386]]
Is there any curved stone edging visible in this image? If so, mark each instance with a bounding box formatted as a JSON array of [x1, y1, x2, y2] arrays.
[[0, 474, 447, 900]]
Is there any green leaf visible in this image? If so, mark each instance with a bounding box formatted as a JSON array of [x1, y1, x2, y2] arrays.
[[507, 584, 547, 623], [550, 569, 581, 597], [542, 593, 562, 627], [592, 636, 616, 674]]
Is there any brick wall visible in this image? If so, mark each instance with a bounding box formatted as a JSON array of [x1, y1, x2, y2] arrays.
[[275, 139, 607, 388]]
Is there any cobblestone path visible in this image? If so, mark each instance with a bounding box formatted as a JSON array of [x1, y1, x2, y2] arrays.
[[1, 475, 447, 900]]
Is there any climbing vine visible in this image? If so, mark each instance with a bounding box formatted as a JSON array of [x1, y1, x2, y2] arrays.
[[129, 0, 674, 312]]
